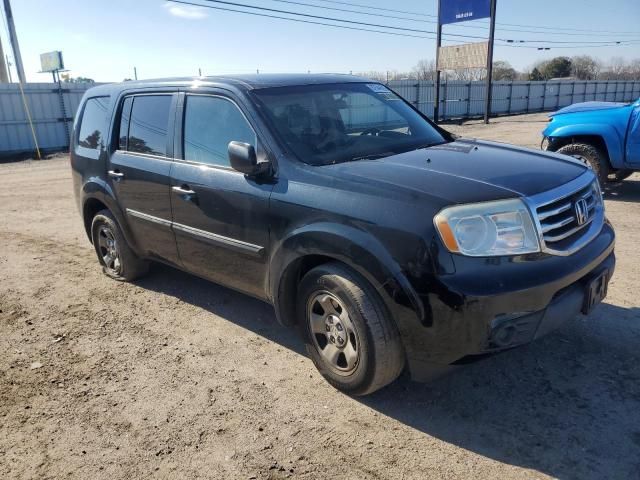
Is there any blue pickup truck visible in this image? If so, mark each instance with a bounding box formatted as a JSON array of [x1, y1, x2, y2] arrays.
[[543, 98, 640, 183]]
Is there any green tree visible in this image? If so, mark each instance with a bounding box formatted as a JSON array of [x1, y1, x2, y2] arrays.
[[62, 75, 95, 84], [529, 67, 544, 81], [541, 57, 572, 79], [492, 61, 518, 81]]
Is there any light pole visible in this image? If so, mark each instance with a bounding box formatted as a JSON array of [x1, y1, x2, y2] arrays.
[[0, 36, 8, 82], [483, 0, 497, 124], [3, 0, 25, 83]]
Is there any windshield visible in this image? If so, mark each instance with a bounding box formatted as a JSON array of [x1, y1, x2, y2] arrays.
[[252, 83, 448, 165]]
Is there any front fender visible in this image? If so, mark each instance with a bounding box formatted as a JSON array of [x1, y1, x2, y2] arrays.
[[269, 222, 425, 332], [544, 123, 625, 168]]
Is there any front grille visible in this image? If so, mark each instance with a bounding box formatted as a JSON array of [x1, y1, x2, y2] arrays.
[[528, 173, 604, 255]]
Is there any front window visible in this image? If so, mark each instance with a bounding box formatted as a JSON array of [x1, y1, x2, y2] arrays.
[[183, 95, 256, 167], [252, 83, 448, 165]]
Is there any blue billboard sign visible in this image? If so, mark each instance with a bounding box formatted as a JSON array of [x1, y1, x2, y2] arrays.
[[439, 0, 491, 25]]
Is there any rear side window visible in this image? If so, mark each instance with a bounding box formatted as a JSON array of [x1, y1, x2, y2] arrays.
[[77, 97, 110, 151], [183, 95, 256, 167], [122, 95, 172, 157], [118, 96, 133, 150]]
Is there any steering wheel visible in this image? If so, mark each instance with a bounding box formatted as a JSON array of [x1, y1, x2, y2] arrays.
[[360, 127, 381, 136]]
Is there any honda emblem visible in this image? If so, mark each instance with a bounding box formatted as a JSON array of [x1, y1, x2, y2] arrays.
[[574, 198, 589, 226]]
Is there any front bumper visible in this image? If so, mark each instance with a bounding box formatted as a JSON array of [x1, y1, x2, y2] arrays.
[[404, 221, 615, 381]]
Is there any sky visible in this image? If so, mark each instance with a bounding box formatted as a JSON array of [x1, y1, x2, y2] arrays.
[[0, 0, 639, 82]]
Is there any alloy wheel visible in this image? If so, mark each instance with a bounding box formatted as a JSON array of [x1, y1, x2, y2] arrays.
[[97, 225, 121, 275], [307, 291, 360, 376]]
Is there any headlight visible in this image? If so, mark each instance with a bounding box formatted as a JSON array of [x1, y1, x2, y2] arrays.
[[592, 178, 604, 206], [434, 199, 540, 256]]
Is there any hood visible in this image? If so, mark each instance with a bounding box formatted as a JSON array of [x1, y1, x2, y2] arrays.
[[550, 101, 630, 116], [322, 139, 587, 204]]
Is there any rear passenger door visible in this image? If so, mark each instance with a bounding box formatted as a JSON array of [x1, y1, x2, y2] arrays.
[[108, 93, 180, 264], [170, 93, 273, 299]]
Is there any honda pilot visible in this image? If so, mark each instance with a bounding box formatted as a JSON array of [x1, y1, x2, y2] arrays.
[[71, 74, 615, 395]]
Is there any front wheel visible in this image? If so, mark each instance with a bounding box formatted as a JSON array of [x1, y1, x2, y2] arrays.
[[91, 209, 148, 281], [297, 262, 405, 396], [556, 143, 610, 184]]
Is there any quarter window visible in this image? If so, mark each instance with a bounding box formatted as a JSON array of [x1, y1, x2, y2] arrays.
[[183, 95, 256, 167], [118, 96, 133, 150], [77, 97, 110, 151], [125, 95, 172, 157]]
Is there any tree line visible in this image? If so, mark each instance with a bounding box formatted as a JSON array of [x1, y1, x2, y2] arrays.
[[358, 55, 640, 82]]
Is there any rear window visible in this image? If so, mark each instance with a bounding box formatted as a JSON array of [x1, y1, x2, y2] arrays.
[[77, 97, 110, 151], [120, 95, 172, 157]]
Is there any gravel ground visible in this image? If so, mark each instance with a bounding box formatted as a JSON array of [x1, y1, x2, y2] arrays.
[[1, 113, 639, 479]]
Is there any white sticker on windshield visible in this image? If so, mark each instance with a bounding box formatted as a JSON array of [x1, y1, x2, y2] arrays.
[[366, 83, 391, 94], [380, 92, 399, 101]]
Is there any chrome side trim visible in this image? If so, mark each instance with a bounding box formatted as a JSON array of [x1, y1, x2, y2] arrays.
[[114, 150, 173, 162], [125, 208, 264, 257], [172, 223, 264, 257], [126, 208, 172, 227]]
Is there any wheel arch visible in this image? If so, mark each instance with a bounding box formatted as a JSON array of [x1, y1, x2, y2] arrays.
[[545, 124, 624, 168], [269, 223, 425, 332], [81, 179, 140, 253]]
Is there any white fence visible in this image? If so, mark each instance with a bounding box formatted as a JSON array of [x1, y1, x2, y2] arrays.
[[388, 79, 640, 120], [1, 79, 640, 155], [0, 82, 92, 155]]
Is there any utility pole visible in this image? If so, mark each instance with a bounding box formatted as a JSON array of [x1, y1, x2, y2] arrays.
[[0, 36, 8, 83], [483, 0, 497, 124], [433, 0, 442, 123], [5, 54, 12, 82], [134, 66, 138, 80], [3, 0, 26, 83]]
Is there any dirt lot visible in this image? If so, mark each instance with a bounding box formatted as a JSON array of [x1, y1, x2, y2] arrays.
[[1, 113, 639, 479]]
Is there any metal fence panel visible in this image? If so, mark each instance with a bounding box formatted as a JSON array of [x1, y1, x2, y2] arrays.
[[0, 82, 95, 154], [388, 79, 640, 121], [1, 79, 639, 154]]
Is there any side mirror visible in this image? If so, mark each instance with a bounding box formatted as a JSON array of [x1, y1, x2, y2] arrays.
[[228, 141, 260, 175]]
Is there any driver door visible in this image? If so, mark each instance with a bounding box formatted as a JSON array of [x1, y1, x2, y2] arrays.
[[170, 92, 274, 299]]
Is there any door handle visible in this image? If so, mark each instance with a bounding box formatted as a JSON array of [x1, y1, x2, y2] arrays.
[[108, 170, 125, 180], [172, 185, 196, 195]]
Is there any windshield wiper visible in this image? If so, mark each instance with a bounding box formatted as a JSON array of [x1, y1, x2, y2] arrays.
[[348, 152, 396, 162], [413, 140, 449, 150]]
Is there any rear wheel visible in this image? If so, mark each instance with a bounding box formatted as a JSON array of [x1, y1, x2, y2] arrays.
[[556, 143, 610, 184], [91, 209, 148, 281], [297, 262, 405, 396], [613, 169, 633, 182]]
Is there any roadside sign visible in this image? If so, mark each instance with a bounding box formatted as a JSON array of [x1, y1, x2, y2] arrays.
[[439, 0, 491, 25], [437, 41, 489, 70], [434, 0, 496, 124], [40, 51, 64, 72]]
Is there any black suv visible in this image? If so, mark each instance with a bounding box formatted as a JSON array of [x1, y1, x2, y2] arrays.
[[71, 74, 615, 395]]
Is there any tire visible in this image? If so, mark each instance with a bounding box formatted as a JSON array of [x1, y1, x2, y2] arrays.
[[612, 169, 633, 182], [297, 262, 405, 396], [556, 143, 610, 184], [90, 209, 148, 281]]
